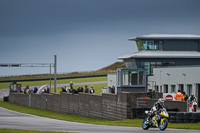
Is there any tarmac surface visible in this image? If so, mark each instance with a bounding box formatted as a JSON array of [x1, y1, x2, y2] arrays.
[[0, 107, 200, 133]]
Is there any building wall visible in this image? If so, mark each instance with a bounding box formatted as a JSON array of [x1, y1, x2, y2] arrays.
[[107, 73, 117, 93], [148, 66, 200, 98]]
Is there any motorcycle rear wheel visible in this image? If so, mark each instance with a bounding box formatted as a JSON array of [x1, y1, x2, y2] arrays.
[[194, 105, 197, 112], [158, 118, 168, 131], [142, 118, 150, 130]]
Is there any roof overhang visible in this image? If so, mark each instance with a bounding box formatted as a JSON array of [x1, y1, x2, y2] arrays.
[[118, 50, 200, 60], [128, 34, 200, 41]]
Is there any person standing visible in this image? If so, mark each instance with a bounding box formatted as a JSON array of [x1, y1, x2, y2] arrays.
[[183, 92, 188, 101], [90, 85, 95, 94], [80, 86, 83, 92], [85, 85, 89, 93], [174, 90, 185, 101]]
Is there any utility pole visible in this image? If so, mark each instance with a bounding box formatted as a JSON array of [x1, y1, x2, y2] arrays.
[[54, 55, 57, 93], [50, 64, 51, 93]]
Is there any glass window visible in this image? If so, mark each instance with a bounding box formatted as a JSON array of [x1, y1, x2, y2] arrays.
[[124, 59, 137, 69], [143, 41, 148, 49], [164, 85, 168, 93], [142, 40, 163, 50], [155, 85, 159, 92], [117, 69, 146, 86], [136, 61, 175, 75], [171, 85, 176, 93], [130, 71, 138, 85], [179, 84, 184, 92], [122, 71, 129, 85], [139, 71, 145, 85], [162, 62, 175, 66], [145, 62, 150, 75]]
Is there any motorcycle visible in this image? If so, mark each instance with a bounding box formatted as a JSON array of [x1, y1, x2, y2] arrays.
[[192, 99, 197, 112], [142, 101, 169, 131]]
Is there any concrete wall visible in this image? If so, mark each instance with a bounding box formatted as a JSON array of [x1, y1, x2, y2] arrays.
[[147, 99, 187, 112], [9, 92, 185, 120], [9, 92, 129, 120]]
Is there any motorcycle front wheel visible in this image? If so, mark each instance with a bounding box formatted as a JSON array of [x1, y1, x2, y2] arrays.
[[158, 118, 168, 131], [142, 118, 150, 130]]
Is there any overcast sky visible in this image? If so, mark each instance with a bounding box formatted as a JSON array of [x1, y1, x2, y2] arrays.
[[0, 0, 200, 76]]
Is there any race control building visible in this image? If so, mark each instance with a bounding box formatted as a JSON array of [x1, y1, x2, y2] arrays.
[[111, 34, 200, 106]]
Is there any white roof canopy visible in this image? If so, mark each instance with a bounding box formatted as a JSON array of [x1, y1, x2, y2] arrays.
[[129, 34, 200, 41], [118, 50, 200, 59]]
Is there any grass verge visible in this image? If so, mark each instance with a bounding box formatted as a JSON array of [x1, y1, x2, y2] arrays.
[[0, 98, 142, 127], [0, 99, 200, 130], [0, 76, 107, 89]]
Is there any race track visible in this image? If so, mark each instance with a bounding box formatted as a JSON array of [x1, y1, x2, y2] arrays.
[[0, 107, 199, 133]]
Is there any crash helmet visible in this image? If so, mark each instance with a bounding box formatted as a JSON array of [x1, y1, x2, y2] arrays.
[[158, 98, 164, 103]]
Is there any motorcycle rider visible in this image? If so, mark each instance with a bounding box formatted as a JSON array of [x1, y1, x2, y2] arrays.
[[147, 98, 164, 122], [188, 94, 197, 112], [188, 94, 197, 103]]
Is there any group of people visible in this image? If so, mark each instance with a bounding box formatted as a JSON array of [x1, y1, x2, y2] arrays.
[[61, 81, 95, 94], [23, 85, 50, 94], [174, 90, 197, 103]]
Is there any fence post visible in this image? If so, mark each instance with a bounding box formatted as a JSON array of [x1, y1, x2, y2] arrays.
[[29, 94, 31, 107]]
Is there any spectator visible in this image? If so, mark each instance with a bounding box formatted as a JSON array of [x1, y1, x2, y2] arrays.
[[28, 89, 32, 94], [70, 81, 73, 88], [111, 86, 115, 94], [90, 85, 95, 94], [85, 85, 89, 93], [77, 87, 81, 93], [69, 81, 74, 93], [47, 87, 50, 93], [64, 86, 67, 91], [23, 88, 27, 94], [69, 87, 73, 93], [33, 87, 38, 93], [80, 86, 83, 92], [42, 88, 47, 93], [31, 88, 34, 93], [66, 87, 70, 93], [183, 92, 188, 101], [72, 88, 78, 94], [174, 90, 184, 101], [26, 85, 29, 90], [61, 87, 67, 92]]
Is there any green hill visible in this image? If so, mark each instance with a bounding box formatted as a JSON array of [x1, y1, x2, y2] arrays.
[[98, 61, 126, 71], [0, 62, 126, 81]]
